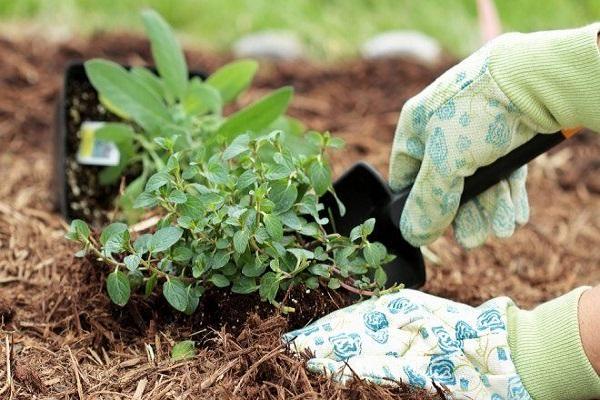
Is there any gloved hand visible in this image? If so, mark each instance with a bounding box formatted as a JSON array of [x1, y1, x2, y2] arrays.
[[390, 24, 600, 248], [283, 289, 528, 400], [284, 287, 600, 400]]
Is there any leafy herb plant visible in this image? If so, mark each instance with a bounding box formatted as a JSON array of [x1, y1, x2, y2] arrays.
[[68, 131, 396, 313], [85, 9, 300, 220], [67, 9, 397, 313]]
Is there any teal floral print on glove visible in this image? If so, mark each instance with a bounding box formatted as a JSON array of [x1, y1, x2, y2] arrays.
[[283, 289, 533, 400], [389, 37, 559, 248]]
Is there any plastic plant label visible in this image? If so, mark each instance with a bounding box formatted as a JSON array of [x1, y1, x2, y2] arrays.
[[76, 121, 120, 166]]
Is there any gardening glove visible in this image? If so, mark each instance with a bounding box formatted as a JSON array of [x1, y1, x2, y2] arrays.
[[390, 23, 600, 248], [283, 288, 600, 400]]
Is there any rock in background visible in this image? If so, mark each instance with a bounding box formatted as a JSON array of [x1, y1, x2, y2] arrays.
[[233, 30, 305, 60], [361, 30, 442, 65]]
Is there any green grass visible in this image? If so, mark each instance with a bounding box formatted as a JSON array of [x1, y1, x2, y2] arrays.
[[1, 0, 600, 59]]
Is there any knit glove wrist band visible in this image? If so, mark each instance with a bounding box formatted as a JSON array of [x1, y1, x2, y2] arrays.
[[507, 287, 600, 400], [490, 23, 600, 132]]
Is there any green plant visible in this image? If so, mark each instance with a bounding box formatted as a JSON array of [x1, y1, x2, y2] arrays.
[[85, 9, 302, 221], [67, 131, 396, 313], [67, 9, 397, 314]]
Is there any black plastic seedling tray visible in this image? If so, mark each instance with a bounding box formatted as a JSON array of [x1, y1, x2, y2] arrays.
[[54, 62, 205, 224]]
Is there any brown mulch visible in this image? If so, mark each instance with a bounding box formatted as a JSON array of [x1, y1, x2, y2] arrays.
[[0, 31, 598, 399]]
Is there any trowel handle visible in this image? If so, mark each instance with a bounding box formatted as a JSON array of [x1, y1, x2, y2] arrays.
[[388, 130, 579, 228]]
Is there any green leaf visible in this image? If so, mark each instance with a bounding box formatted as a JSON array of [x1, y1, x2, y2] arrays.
[[232, 276, 259, 294], [374, 267, 387, 287], [206, 59, 258, 103], [259, 272, 280, 302], [209, 274, 230, 288], [233, 229, 250, 254], [349, 225, 362, 242], [106, 270, 130, 306], [184, 286, 203, 315], [171, 340, 196, 361], [216, 86, 293, 140], [102, 225, 130, 255], [141, 9, 188, 101], [130, 67, 165, 99], [288, 248, 314, 262], [223, 134, 250, 160], [145, 272, 158, 296], [95, 123, 135, 143], [263, 213, 283, 241], [279, 211, 303, 230], [172, 246, 193, 263], [124, 254, 141, 272], [270, 182, 297, 214], [362, 218, 376, 236], [305, 276, 319, 289], [168, 189, 187, 204], [133, 234, 153, 254], [118, 174, 147, 221], [183, 79, 222, 115], [236, 169, 257, 191], [309, 162, 331, 196], [163, 279, 189, 312], [242, 257, 267, 277], [100, 223, 128, 245], [84, 59, 171, 132], [266, 163, 292, 181], [133, 192, 159, 209], [66, 219, 90, 242], [145, 172, 171, 192], [363, 242, 386, 266], [328, 137, 345, 149], [308, 264, 330, 278], [209, 250, 230, 270], [327, 278, 341, 290], [148, 226, 183, 254]]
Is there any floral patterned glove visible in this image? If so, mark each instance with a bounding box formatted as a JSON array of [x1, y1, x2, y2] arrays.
[[283, 289, 531, 400], [390, 24, 600, 248], [389, 40, 537, 249]]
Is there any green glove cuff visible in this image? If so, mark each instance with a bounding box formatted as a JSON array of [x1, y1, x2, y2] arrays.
[[490, 23, 600, 132], [507, 287, 600, 400]]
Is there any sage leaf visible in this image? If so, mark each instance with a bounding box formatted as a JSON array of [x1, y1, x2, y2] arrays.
[[216, 86, 293, 140], [84, 59, 171, 132], [206, 59, 258, 103], [141, 9, 188, 101]]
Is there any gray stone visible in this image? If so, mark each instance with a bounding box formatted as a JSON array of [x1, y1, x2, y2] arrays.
[[361, 31, 442, 65], [232, 30, 305, 60]]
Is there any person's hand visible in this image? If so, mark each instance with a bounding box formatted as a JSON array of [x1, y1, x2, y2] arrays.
[[390, 24, 600, 248], [283, 289, 529, 399]]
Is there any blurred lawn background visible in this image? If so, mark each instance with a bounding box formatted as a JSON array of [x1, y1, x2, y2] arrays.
[[1, 0, 599, 59]]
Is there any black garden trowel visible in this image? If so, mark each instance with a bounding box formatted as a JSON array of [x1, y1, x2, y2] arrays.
[[321, 129, 580, 289]]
